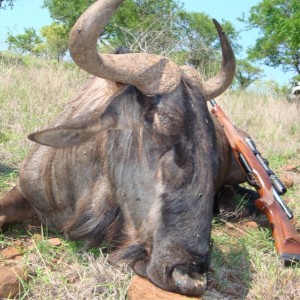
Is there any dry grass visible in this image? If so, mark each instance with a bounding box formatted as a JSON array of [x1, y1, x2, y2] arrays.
[[1, 54, 300, 299], [0, 54, 87, 165], [218, 90, 300, 157], [25, 245, 132, 299], [0, 221, 132, 300]]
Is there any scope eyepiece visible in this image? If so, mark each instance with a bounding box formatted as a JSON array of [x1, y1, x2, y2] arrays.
[[271, 175, 287, 195]]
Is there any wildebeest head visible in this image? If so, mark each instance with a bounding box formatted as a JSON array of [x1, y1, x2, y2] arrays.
[[28, 0, 236, 296]]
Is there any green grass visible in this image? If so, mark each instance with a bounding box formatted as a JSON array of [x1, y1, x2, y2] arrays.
[[209, 219, 300, 300], [0, 222, 132, 299], [0, 169, 18, 192]]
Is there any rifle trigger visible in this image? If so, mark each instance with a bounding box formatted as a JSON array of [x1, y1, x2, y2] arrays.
[[246, 173, 259, 188]]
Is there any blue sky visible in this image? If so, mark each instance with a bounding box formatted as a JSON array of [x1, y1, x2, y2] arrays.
[[0, 0, 294, 85]]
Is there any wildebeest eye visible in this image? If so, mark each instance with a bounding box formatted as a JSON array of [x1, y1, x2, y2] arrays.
[[137, 93, 160, 107], [141, 96, 160, 127], [136, 93, 156, 124]]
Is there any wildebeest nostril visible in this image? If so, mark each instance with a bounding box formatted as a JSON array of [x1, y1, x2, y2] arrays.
[[171, 265, 207, 296]]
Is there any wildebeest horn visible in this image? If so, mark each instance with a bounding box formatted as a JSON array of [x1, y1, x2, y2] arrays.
[[68, 0, 181, 95], [203, 19, 236, 99]]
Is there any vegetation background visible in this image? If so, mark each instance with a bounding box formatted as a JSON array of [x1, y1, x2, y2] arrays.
[[0, 0, 300, 299], [1, 0, 300, 88]]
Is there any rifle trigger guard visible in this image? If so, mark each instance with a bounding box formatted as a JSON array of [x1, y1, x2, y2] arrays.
[[246, 173, 259, 188]]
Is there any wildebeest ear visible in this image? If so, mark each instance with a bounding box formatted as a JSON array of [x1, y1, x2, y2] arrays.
[[28, 109, 118, 148], [28, 85, 139, 147]]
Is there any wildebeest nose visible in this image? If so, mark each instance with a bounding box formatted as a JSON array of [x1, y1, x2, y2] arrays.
[[171, 265, 207, 296]]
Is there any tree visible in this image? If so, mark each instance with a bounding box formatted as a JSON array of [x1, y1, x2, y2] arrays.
[[106, 3, 240, 78], [42, 0, 182, 46], [243, 0, 300, 77], [40, 23, 69, 61], [173, 11, 240, 77], [6, 28, 43, 56], [42, 0, 240, 79], [0, 0, 14, 9], [235, 59, 264, 89], [103, 0, 183, 56], [5, 24, 68, 61], [42, 0, 96, 31]]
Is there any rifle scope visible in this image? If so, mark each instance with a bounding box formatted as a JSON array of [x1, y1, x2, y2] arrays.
[[245, 138, 287, 195]]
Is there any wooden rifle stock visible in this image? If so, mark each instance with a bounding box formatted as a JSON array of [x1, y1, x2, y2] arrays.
[[210, 99, 300, 264]]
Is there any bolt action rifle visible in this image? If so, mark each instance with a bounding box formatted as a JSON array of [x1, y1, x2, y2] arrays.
[[210, 99, 300, 265]]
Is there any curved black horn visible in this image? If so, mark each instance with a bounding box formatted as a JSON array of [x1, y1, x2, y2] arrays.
[[203, 19, 236, 99]]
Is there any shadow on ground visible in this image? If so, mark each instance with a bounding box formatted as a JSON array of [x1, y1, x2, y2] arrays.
[[0, 163, 17, 175], [205, 241, 252, 300]]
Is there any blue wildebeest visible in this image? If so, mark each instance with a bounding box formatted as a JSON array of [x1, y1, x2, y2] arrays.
[[0, 0, 246, 296]]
